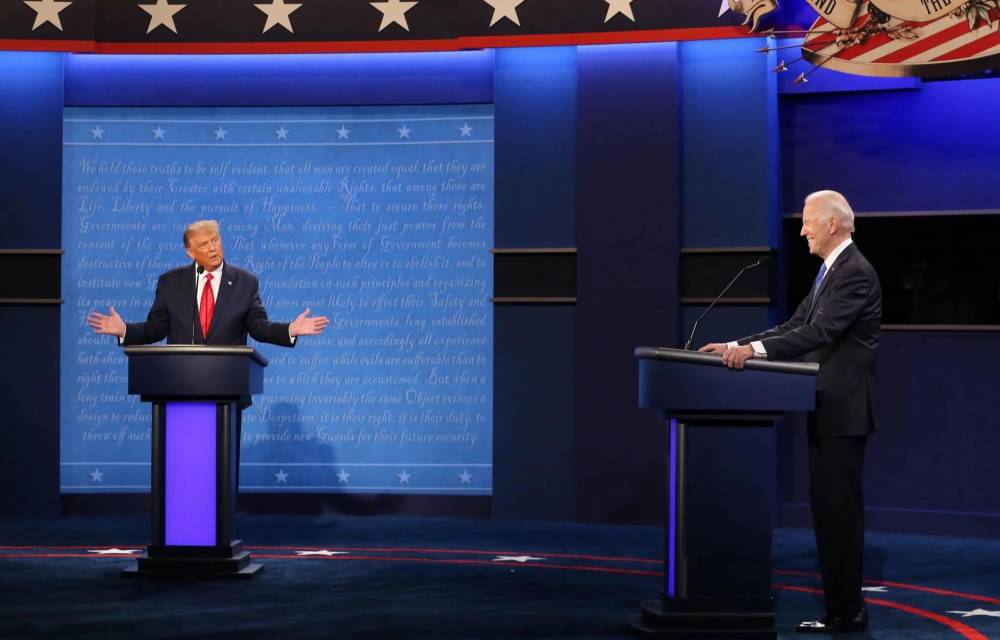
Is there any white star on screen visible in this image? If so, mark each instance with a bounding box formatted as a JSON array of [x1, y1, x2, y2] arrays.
[[88, 548, 140, 555], [89, 469, 104, 482], [458, 470, 472, 484], [90, 125, 104, 140], [213, 126, 227, 140], [483, 0, 524, 27], [295, 550, 350, 556], [492, 555, 544, 563], [276, 126, 290, 140], [23, 0, 72, 32], [275, 469, 289, 483], [152, 126, 166, 140], [337, 469, 350, 483], [336, 125, 350, 140], [604, 0, 635, 23], [138, 0, 186, 34], [458, 123, 472, 137], [255, 0, 302, 34], [370, 0, 418, 32], [397, 125, 411, 139], [948, 609, 1000, 618], [397, 469, 411, 484]]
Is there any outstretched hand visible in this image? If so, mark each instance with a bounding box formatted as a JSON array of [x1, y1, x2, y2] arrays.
[[87, 306, 126, 338], [289, 308, 330, 337]]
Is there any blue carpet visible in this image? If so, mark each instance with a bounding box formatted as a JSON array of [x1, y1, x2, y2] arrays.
[[0, 516, 996, 639]]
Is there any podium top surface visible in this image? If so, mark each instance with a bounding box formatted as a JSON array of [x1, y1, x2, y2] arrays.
[[635, 346, 818, 377], [124, 345, 268, 367]]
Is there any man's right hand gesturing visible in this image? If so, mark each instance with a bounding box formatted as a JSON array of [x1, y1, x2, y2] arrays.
[[87, 306, 126, 338]]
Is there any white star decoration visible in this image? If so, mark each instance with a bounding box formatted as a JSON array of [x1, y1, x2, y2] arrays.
[[90, 125, 104, 140], [397, 125, 411, 139], [139, 0, 186, 34], [337, 469, 350, 483], [458, 470, 472, 484], [604, 0, 635, 23], [336, 125, 350, 140], [88, 548, 139, 555], [89, 469, 104, 482], [275, 469, 288, 483], [23, 0, 72, 31], [458, 123, 472, 137], [948, 609, 1000, 618], [255, 0, 302, 34], [152, 126, 166, 140], [492, 555, 544, 563], [861, 586, 888, 592], [483, 0, 524, 27], [276, 126, 290, 140], [397, 469, 411, 484], [213, 126, 227, 140], [295, 550, 349, 556], [370, 0, 417, 32]]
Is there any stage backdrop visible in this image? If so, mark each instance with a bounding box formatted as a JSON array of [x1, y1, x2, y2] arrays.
[[60, 105, 494, 495]]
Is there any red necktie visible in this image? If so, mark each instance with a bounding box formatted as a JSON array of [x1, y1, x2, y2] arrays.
[[200, 272, 215, 339]]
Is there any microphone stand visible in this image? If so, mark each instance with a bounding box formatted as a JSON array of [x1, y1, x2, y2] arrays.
[[684, 259, 765, 351]]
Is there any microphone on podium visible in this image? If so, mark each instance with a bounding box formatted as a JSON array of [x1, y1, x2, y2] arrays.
[[683, 256, 771, 351], [192, 265, 205, 345]]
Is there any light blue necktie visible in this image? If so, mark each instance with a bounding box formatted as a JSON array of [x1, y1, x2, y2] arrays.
[[811, 262, 828, 302]]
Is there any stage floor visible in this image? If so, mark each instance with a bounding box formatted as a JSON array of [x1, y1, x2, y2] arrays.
[[0, 515, 996, 639]]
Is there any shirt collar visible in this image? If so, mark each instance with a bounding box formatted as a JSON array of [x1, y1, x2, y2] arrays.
[[198, 262, 224, 280], [824, 238, 853, 270]]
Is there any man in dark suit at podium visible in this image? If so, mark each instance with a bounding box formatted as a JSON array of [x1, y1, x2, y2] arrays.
[[87, 219, 329, 345], [700, 190, 882, 634]]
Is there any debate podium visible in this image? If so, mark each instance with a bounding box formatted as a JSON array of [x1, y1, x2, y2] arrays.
[[122, 345, 267, 579], [630, 347, 818, 638]]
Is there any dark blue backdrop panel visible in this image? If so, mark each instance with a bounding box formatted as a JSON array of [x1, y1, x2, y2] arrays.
[[494, 47, 577, 248], [64, 52, 494, 107], [492, 305, 575, 521], [679, 38, 778, 249], [680, 305, 775, 351], [781, 76, 1000, 213], [779, 330, 1000, 538], [574, 42, 680, 524], [0, 52, 63, 248]]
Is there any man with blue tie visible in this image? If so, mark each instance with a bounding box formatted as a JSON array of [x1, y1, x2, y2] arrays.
[[700, 190, 882, 634], [87, 219, 329, 345]]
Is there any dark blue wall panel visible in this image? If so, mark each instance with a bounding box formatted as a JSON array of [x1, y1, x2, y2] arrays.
[[574, 43, 681, 524]]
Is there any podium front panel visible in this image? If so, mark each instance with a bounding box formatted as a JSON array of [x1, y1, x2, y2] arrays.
[[165, 402, 217, 546]]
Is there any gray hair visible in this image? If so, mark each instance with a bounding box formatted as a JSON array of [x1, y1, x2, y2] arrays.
[[804, 190, 855, 233], [183, 219, 221, 247]]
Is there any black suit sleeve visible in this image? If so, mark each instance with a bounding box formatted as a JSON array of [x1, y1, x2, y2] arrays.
[[244, 276, 295, 348], [739, 294, 811, 346], [122, 274, 171, 346]]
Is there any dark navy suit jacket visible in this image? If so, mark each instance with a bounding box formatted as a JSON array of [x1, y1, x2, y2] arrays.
[[123, 263, 294, 347], [739, 243, 882, 437]]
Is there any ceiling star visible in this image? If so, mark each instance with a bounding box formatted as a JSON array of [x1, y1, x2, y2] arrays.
[[458, 470, 472, 484], [89, 468, 104, 482], [213, 126, 227, 140], [397, 125, 411, 139], [861, 586, 887, 592], [138, 0, 186, 34], [492, 555, 544, 563], [397, 469, 411, 484], [152, 126, 166, 140], [336, 125, 350, 140], [255, 0, 302, 34], [948, 609, 1000, 618], [24, 0, 73, 31], [336, 469, 350, 483], [276, 126, 289, 140], [604, 0, 634, 23], [295, 549, 350, 556], [458, 123, 472, 137], [88, 548, 139, 555], [483, 0, 524, 27], [370, 0, 417, 32], [275, 469, 288, 483]]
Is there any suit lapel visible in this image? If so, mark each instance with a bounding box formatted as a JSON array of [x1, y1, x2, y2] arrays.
[[808, 244, 856, 320], [205, 264, 235, 341]]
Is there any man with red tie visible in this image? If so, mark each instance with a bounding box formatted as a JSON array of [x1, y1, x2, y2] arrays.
[[87, 219, 328, 345]]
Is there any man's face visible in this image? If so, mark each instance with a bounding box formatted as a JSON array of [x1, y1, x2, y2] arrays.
[[800, 200, 835, 258], [185, 229, 224, 271]]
